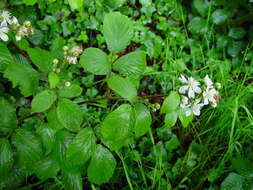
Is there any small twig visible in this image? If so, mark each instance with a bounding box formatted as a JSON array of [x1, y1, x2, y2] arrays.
[[18, 94, 167, 123]]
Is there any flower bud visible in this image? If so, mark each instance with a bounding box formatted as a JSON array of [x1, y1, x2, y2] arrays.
[[52, 58, 59, 65], [56, 68, 61, 73], [215, 82, 222, 89], [24, 20, 31, 27], [63, 46, 69, 51], [65, 81, 71, 87]]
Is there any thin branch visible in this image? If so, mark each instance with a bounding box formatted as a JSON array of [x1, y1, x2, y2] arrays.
[[18, 94, 167, 123]]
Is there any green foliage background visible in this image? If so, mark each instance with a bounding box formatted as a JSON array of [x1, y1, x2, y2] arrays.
[[0, 0, 253, 189]]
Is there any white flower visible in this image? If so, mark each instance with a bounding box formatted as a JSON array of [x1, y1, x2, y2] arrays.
[[9, 16, 19, 25], [1, 10, 12, 24], [180, 96, 190, 108], [203, 88, 218, 105], [185, 99, 204, 116], [204, 75, 213, 88], [65, 81, 71, 87], [15, 34, 21, 41], [66, 56, 77, 64], [0, 21, 9, 41], [179, 75, 202, 98]]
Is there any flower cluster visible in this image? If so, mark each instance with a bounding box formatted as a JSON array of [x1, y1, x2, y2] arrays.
[[0, 10, 34, 42], [63, 45, 83, 64], [179, 75, 221, 116]]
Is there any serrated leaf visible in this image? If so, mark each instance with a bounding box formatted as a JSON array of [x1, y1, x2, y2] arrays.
[[66, 128, 96, 165], [88, 145, 116, 185], [34, 156, 59, 180], [220, 173, 244, 190], [113, 51, 146, 77], [178, 109, 193, 128], [0, 97, 17, 134], [58, 84, 82, 98], [12, 128, 43, 170], [161, 91, 180, 114], [133, 104, 152, 137], [0, 41, 15, 72], [80, 47, 110, 75], [48, 72, 60, 89], [36, 124, 57, 155], [0, 139, 13, 175], [107, 75, 137, 103], [67, 0, 83, 10], [4, 63, 39, 97], [47, 109, 64, 131], [62, 171, 83, 190], [56, 99, 83, 132], [165, 111, 178, 128], [31, 90, 57, 113], [101, 104, 133, 150], [27, 47, 54, 73], [103, 12, 133, 54]]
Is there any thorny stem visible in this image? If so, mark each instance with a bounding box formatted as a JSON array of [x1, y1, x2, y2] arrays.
[[18, 94, 167, 123]]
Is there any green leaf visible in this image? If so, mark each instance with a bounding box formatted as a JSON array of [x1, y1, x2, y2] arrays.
[[53, 130, 78, 173], [0, 97, 17, 134], [27, 47, 54, 73], [192, 0, 209, 17], [48, 72, 60, 89], [165, 111, 178, 128], [0, 139, 14, 175], [66, 128, 96, 165], [58, 84, 83, 98], [133, 104, 152, 137], [113, 51, 146, 77], [228, 27, 246, 40], [103, 12, 133, 54], [31, 90, 57, 113], [34, 156, 59, 180], [212, 9, 229, 25], [0, 42, 15, 72], [62, 171, 83, 190], [88, 145, 116, 185], [107, 75, 137, 103], [57, 99, 83, 132], [80, 48, 110, 75], [232, 157, 253, 178], [188, 17, 208, 34], [101, 104, 133, 150], [36, 124, 57, 155], [221, 173, 244, 190], [22, 0, 37, 5], [47, 109, 64, 131], [12, 128, 43, 170], [178, 109, 193, 128], [161, 91, 180, 114], [67, 0, 83, 10], [4, 63, 39, 97]]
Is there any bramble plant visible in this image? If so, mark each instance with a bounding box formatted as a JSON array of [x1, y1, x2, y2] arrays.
[[0, 0, 253, 189]]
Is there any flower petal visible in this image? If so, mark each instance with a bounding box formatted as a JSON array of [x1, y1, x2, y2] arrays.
[[179, 74, 188, 83], [179, 85, 188, 94], [204, 75, 213, 87], [194, 87, 202, 94], [188, 88, 195, 98], [0, 33, 9, 41]]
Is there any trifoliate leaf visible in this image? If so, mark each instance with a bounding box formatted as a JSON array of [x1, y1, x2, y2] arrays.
[[103, 12, 133, 54], [80, 48, 110, 75], [56, 99, 84, 132], [161, 91, 180, 114], [4, 63, 39, 97], [133, 104, 152, 137], [0, 42, 15, 72], [66, 128, 96, 165], [107, 75, 137, 103], [88, 145, 116, 185], [113, 51, 146, 77], [0, 97, 17, 134], [101, 104, 133, 150], [31, 90, 57, 113]]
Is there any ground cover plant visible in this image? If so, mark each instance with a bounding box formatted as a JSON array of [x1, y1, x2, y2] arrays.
[[0, 0, 253, 189]]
